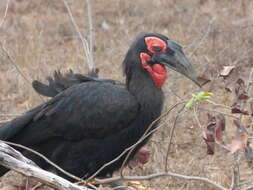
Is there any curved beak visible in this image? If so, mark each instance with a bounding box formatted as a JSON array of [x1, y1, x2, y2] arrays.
[[152, 40, 201, 87]]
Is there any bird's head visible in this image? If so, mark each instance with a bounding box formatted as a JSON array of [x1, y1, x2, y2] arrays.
[[123, 33, 200, 88]]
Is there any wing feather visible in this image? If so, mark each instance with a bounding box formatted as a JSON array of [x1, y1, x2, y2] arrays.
[[1, 82, 139, 145]]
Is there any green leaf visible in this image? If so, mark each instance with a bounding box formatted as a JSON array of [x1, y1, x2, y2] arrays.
[[185, 92, 214, 109]]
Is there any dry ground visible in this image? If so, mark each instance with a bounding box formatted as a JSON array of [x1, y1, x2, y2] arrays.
[[0, 0, 253, 189]]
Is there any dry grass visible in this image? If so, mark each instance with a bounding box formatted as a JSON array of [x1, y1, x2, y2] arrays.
[[0, 0, 253, 189]]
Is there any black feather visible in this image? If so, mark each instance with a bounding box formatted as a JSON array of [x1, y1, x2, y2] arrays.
[[33, 69, 119, 97]]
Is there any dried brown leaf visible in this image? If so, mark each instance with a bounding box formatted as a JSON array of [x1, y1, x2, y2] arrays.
[[236, 78, 245, 86], [128, 147, 150, 169], [225, 85, 233, 92], [203, 114, 226, 154], [206, 122, 216, 134], [238, 93, 249, 100], [231, 106, 249, 115], [220, 66, 235, 77], [215, 114, 225, 142], [234, 78, 245, 95], [204, 122, 216, 155], [231, 78, 250, 115], [228, 133, 248, 153], [203, 137, 215, 155]]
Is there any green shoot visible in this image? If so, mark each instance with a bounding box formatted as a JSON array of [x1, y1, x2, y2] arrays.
[[185, 92, 214, 109]]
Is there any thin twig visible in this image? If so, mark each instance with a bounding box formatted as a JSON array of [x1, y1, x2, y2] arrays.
[[241, 184, 253, 190], [0, 43, 31, 84], [30, 183, 43, 190], [239, 67, 253, 121], [0, 119, 10, 124], [0, 42, 44, 102], [215, 141, 230, 152], [85, 0, 94, 74], [165, 105, 185, 172], [230, 152, 240, 190], [239, 180, 253, 187], [119, 101, 186, 178], [87, 101, 186, 181], [246, 68, 253, 93], [111, 185, 135, 190], [205, 100, 231, 110], [189, 17, 215, 58], [95, 172, 228, 190], [0, 0, 9, 29], [193, 105, 202, 128], [166, 87, 184, 101], [199, 107, 239, 119], [62, 0, 93, 73], [0, 114, 21, 117]]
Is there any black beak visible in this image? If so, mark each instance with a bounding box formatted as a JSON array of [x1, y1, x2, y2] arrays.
[[152, 40, 201, 87]]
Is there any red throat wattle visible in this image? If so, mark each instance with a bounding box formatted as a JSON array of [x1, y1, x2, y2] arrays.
[[140, 53, 167, 88]]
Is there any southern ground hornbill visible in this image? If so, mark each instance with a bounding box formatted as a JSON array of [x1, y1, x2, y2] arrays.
[[0, 33, 199, 181]]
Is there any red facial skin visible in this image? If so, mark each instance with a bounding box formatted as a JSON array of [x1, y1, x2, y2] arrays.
[[145, 36, 167, 54], [140, 36, 168, 88]]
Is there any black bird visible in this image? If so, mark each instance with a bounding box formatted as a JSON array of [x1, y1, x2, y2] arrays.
[[0, 33, 199, 181]]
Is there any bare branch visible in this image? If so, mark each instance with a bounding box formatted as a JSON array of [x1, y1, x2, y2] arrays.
[[199, 107, 239, 119], [246, 67, 253, 93], [62, 0, 94, 73], [242, 184, 253, 190], [95, 172, 228, 190], [165, 105, 185, 172], [119, 101, 186, 178], [0, 0, 9, 29], [194, 104, 203, 129], [189, 17, 216, 58], [0, 119, 10, 124], [85, 0, 94, 72], [0, 42, 45, 102], [230, 152, 240, 190], [205, 100, 232, 110], [87, 101, 186, 181], [0, 142, 90, 190], [0, 114, 21, 117], [2, 140, 85, 183], [0, 42, 31, 85]]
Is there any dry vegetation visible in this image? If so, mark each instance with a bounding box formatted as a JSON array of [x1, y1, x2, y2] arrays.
[[0, 0, 253, 189]]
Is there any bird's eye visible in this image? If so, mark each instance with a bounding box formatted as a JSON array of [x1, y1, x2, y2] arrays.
[[152, 46, 162, 52]]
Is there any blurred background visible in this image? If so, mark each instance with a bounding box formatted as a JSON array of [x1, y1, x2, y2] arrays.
[[0, 0, 253, 189]]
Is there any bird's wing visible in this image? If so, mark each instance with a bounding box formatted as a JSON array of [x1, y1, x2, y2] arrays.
[[1, 82, 140, 145], [0, 104, 44, 140], [32, 70, 119, 97]]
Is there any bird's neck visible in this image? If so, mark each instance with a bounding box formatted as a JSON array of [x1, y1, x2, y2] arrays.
[[126, 68, 164, 117]]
